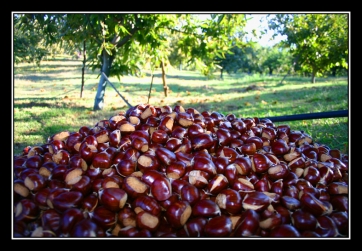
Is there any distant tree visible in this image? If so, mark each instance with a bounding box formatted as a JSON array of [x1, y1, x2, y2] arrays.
[[13, 15, 49, 66], [268, 13, 348, 83], [262, 46, 293, 75], [214, 43, 245, 79], [215, 42, 267, 77]]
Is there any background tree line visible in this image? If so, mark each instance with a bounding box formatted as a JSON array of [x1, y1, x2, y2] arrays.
[[13, 13, 349, 111]]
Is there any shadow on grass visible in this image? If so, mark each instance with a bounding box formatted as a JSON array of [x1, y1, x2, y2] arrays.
[[13, 97, 90, 111], [144, 72, 209, 81]]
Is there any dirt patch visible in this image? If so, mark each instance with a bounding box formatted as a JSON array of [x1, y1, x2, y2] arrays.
[[244, 83, 266, 92]]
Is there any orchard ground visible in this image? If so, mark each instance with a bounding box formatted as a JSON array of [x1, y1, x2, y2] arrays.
[[13, 56, 349, 155]]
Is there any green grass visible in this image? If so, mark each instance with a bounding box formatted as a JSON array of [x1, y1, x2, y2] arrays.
[[13, 56, 349, 156]]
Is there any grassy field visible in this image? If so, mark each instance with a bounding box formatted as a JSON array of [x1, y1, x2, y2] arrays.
[[13, 56, 349, 156]]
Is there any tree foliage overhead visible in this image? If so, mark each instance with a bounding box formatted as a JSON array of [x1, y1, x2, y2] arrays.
[[267, 13, 348, 83], [13, 15, 50, 66], [14, 13, 248, 110]]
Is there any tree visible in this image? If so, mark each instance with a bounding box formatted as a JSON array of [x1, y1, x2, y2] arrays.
[[214, 43, 245, 79], [262, 46, 292, 75], [267, 13, 348, 83], [13, 14, 49, 66], [14, 13, 247, 110]]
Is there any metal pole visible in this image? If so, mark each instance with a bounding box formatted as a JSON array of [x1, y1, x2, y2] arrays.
[[101, 72, 133, 108], [262, 110, 348, 122]]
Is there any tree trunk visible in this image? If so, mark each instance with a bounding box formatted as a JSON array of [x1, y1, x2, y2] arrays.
[[331, 67, 337, 77], [161, 60, 168, 97], [93, 50, 114, 111], [311, 68, 317, 83], [220, 69, 224, 80], [80, 40, 86, 98]]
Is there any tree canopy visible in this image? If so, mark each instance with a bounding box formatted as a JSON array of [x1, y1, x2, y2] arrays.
[[13, 13, 349, 109], [267, 13, 348, 83], [14, 13, 248, 110]]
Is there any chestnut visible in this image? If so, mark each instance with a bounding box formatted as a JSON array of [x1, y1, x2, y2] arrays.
[[52, 149, 71, 165], [267, 162, 289, 181], [14, 198, 40, 223], [137, 153, 161, 173], [259, 212, 282, 231], [302, 166, 321, 186], [269, 224, 301, 237], [157, 193, 179, 211], [71, 218, 105, 237], [91, 205, 117, 231], [91, 151, 112, 170], [136, 211, 160, 232], [180, 183, 200, 206], [271, 139, 290, 156], [131, 136, 149, 153], [166, 160, 187, 180], [232, 177, 255, 192], [33, 187, 52, 210], [14, 179, 30, 199], [132, 194, 161, 216], [69, 155, 88, 172], [69, 175, 92, 196], [165, 200, 192, 229], [48, 139, 66, 154], [157, 115, 174, 135], [213, 156, 229, 175], [327, 181, 348, 195], [215, 188, 243, 215], [329, 211, 348, 236], [51, 190, 83, 213], [242, 191, 271, 213], [117, 206, 137, 228], [151, 175, 172, 201], [109, 115, 126, 130], [330, 195, 348, 212], [291, 209, 317, 232], [25, 155, 44, 169], [232, 209, 260, 237], [251, 153, 272, 174], [116, 159, 137, 177], [204, 215, 233, 237], [240, 142, 257, 156], [141, 169, 166, 186], [81, 192, 99, 212], [41, 208, 61, 233], [192, 155, 217, 178], [207, 174, 229, 195], [280, 195, 301, 211], [300, 192, 333, 216], [188, 170, 209, 189], [315, 215, 339, 237], [155, 147, 177, 166], [183, 217, 208, 237], [192, 199, 221, 218], [117, 121, 135, 135], [79, 141, 98, 164], [98, 187, 128, 212], [217, 146, 239, 162], [122, 176, 149, 199], [24, 172, 47, 193], [191, 133, 215, 151], [216, 128, 232, 146]]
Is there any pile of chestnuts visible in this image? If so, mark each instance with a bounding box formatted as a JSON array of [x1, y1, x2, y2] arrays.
[[13, 104, 349, 238]]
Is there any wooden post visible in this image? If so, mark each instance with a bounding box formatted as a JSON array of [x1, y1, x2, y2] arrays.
[[80, 40, 86, 98], [161, 60, 168, 97]]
